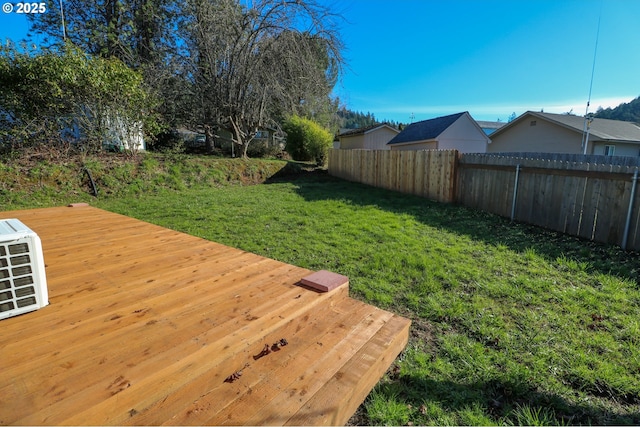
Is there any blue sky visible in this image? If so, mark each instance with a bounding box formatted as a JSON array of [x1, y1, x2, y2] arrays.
[[1, 1, 638, 124], [0, 5, 46, 46], [329, 0, 640, 123]]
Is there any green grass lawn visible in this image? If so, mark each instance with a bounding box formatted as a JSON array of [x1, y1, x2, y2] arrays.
[[5, 155, 639, 425], [91, 172, 640, 426]]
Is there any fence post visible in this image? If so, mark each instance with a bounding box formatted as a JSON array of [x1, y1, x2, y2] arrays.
[[510, 164, 521, 221], [621, 170, 639, 250]]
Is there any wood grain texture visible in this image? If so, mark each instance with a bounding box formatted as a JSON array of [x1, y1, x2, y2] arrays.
[[0, 206, 410, 426]]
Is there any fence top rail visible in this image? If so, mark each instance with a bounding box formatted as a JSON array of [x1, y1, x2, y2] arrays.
[[463, 152, 640, 167], [330, 148, 459, 154]]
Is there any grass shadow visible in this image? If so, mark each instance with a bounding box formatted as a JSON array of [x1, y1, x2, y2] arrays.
[[365, 372, 640, 426], [262, 172, 640, 426], [266, 172, 640, 284]]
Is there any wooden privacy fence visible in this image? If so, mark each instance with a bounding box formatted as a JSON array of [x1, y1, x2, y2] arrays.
[[458, 154, 640, 250], [328, 149, 640, 251], [328, 149, 458, 203]]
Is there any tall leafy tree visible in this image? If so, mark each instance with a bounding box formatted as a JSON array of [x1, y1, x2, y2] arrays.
[[26, 0, 181, 133], [24, 0, 345, 156], [181, 0, 343, 157]]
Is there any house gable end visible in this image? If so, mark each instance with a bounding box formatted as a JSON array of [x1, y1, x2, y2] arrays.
[[488, 112, 536, 140], [338, 124, 399, 138], [438, 112, 490, 153], [488, 112, 584, 154], [440, 112, 490, 142], [364, 124, 400, 136], [338, 124, 400, 150]]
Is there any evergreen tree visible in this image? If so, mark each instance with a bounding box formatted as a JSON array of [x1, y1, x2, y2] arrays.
[[335, 108, 400, 130], [594, 96, 640, 123], [26, 0, 179, 70]]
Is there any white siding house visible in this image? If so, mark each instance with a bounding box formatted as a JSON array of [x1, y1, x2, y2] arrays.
[[64, 112, 145, 152], [104, 114, 145, 151], [387, 112, 489, 153]]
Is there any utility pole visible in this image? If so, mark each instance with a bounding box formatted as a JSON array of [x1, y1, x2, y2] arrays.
[[581, 3, 602, 155], [59, 0, 66, 40]]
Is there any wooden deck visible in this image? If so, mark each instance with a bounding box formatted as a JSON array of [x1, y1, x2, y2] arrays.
[[0, 205, 410, 425]]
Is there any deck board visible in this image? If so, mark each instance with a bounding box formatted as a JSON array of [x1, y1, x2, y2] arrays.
[[0, 205, 410, 426]]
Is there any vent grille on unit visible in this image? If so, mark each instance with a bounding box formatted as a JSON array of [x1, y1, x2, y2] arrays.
[[0, 219, 48, 320]]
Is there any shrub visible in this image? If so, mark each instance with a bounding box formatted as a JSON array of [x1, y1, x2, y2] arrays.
[[282, 115, 333, 165], [0, 42, 162, 157]]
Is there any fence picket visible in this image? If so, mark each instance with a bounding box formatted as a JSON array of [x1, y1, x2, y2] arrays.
[[328, 149, 640, 250]]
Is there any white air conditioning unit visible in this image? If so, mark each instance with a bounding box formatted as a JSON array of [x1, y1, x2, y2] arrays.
[[0, 219, 48, 320]]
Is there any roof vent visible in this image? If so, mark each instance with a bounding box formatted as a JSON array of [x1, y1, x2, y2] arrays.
[[0, 219, 48, 320]]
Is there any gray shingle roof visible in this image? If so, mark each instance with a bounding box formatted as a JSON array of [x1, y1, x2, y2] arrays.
[[476, 121, 506, 130], [537, 112, 640, 142], [388, 112, 466, 145]]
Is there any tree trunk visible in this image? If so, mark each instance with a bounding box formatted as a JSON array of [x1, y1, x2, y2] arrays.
[[204, 124, 215, 153]]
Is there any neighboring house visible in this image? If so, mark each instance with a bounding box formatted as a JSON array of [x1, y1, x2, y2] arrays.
[[487, 111, 640, 156], [477, 120, 507, 136], [63, 112, 145, 152], [103, 114, 145, 152], [176, 128, 206, 149], [337, 124, 400, 150], [213, 126, 284, 150], [179, 126, 284, 152], [254, 127, 286, 150], [387, 112, 490, 153]]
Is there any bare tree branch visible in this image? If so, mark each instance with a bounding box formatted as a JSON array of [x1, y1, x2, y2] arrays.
[[182, 0, 343, 157]]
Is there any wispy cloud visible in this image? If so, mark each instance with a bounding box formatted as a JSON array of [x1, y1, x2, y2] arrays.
[[373, 96, 637, 122]]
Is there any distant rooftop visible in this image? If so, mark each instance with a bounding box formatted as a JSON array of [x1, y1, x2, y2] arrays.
[[388, 112, 465, 145], [490, 111, 640, 142], [477, 120, 507, 136], [477, 121, 506, 129], [338, 123, 398, 137]]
